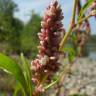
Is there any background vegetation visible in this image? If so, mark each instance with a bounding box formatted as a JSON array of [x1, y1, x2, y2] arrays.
[[0, 0, 41, 59]]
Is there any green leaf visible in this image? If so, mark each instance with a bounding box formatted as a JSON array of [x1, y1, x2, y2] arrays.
[[71, 31, 77, 43], [64, 47, 75, 63], [0, 53, 28, 96], [13, 83, 26, 96], [20, 53, 33, 96], [13, 83, 21, 96], [78, 0, 94, 20], [44, 77, 59, 90]]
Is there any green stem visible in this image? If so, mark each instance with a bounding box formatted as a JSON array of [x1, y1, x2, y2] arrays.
[[59, 28, 72, 51], [77, 15, 91, 26], [59, 0, 78, 51], [44, 63, 73, 90], [72, 0, 78, 23], [75, 11, 96, 27]]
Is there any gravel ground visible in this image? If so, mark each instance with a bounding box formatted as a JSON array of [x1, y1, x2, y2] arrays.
[[63, 58, 96, 96]]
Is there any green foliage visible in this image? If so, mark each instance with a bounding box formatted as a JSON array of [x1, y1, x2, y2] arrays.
[[0, 53, 33, 96], [20, 53, 33, 96], [64, 46, 75, 63], [0, 0, 17, 41], [0, 4, 41, 56], [0, 0, 41, 57], [20, 12, 41, 58], [78, 0, 94, 20], [8, 18, 23, 53], [0, 0, 23, 53], [0, 0, 17, 15]]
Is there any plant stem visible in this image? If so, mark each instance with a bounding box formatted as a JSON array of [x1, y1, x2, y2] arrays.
[[59, 27, 72, 51], [75, 11, 96, 28], [76, 14, 91, 26], [59, 0, 78, 51], [72, 0, 78, 23], [44, 63, 73, 90]]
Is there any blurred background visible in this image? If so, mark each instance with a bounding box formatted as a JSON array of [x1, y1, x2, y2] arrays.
[[0, 0, 96, 96]]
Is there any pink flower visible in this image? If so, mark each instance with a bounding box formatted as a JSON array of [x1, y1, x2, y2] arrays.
[[31, 0, 65, 85]]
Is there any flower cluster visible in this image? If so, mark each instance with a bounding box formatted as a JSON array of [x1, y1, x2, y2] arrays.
[[31, 0, 65, 87]]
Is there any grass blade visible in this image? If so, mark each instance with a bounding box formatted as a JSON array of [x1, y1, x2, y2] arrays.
[[78, 0, 94, 20], [0, 53, 28, 96], [20, 53, 33, 96]]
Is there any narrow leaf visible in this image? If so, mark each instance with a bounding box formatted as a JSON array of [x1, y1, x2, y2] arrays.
[[64, 47, 75, 63], [20, 53, 33, 96], [78, 0, 94, 20], [0, 53, 28, 96]]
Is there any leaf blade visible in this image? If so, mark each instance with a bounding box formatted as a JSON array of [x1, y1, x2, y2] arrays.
[[78, 0, 94, 20], [0, 53, 28, 96], [20, 53, 33, 96]]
